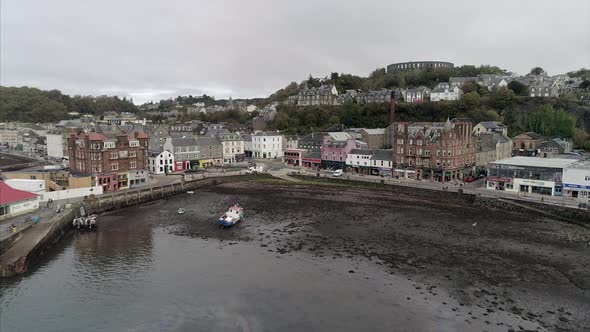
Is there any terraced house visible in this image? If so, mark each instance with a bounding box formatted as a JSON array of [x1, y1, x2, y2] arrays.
[[67, 129, 149, 191]]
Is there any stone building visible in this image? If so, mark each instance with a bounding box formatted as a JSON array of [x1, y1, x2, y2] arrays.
[[357, 128, 385, 149], [512, 132, 546, 156], [67, 129, 149, 192], [386, 61, 454, 72], [391, 118, 476, 182], [402, 86, 431, 102], [430, 83, 462, 101], [163, 137, 199, 171], [297, 84, 339, 106]]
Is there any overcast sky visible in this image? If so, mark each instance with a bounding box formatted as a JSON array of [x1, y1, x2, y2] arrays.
[[1, 0, 589, 104]]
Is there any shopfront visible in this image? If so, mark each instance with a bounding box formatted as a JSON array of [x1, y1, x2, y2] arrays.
[[513, 178, 556, 196], [485, 176, 513, 191], [563, 184, 590, 200]]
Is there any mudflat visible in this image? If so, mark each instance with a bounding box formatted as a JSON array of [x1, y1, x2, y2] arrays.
[[146, 180, 589, 331]]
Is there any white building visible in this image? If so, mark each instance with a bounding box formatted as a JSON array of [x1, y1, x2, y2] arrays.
[[473, 122, 509, 137], [402, 86, 431, 102], [370, 149, 394, 176], [430, 83, 463, 102], [252, 132, 283, 159], [217, 131, 245, 164], [562, 160, 590, 200], [346, 149, 373, 167], [46, 131, 65, 159], [486, 157, 576, 196], [0, 182, 40, 219], [148, 150, 174, 175]]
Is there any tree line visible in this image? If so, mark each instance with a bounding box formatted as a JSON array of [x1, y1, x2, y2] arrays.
[[0, 86, 137, 123]]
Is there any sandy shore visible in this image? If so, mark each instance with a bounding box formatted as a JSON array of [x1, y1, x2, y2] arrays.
[[142, 180, 589, 331]]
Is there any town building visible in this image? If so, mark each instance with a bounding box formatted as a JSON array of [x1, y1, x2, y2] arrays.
[[529, 82, 551, 97], [473, 121, 508, 136], [298, 132, 324, 151], [251, 132, 283, 159], [0, 127, 18, 148], [67, 129, 149, 192], [148, 150, 174, 174], [216, 130, 245, 164], [562, 160, 590, 200], [195, 136, 223, 167], [361, 90, 393, 104], [539, 138, 573, 158], [449, 77, 478, 90], [302, 151, 322, 170], [512, 132, 546, 156], [148, 124, 171, 151], [486, 157, 575, 196], [46, 129, 65, 160], [391, 118, 476, 181], [242, 134, 252, 158], [475, 133, 512, 169], [386, 61, 454, 72], [357, 128, 385, 149], [321, 132, 367, 170], [430, 83, 463, 101], [297, 84, 339, 106], [346, 149, 373, 174], [163, 137, 199, 171], [402, 87, 431, 103], [0, 181, 40, 219], [370, 149, 394, 176]]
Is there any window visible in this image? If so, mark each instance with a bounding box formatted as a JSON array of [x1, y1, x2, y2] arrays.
[[436, 160, 441, 167], [585, 176, 590, 182], [129, 140, 139, 147], [91, 153, 101, 160], [129, 151, 137, 158], [130, 160, 137, 169], [111, 163, 119, 171], [111, 152, 118, 159], [104, 142, 115, 149]]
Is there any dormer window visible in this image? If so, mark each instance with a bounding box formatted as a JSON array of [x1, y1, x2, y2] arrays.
[[104, 141, 115, 149], [129, 140, 140, 147]]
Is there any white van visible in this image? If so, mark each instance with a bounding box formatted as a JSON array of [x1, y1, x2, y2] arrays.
[[332, 169, 343, 177]]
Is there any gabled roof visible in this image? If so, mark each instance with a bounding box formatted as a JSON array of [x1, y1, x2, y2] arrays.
[[171, 137, 197, 146], [0, 181, 39, 205], [370, 149, 393, 161], [349, 149, 373, 155], [359, 128, 385, 135], [517, 132, 544, 140], [477, 121, 507, 130]]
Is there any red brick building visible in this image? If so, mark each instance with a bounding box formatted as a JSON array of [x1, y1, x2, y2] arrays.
[[391, 118, 476, 182], [67, 130, 149, 191]]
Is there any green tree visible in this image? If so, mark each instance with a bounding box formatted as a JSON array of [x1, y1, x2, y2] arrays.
[[507, 81, 529, 96], [462, 92, 481, 108], [530, 67, 545, 75], [488, 87, 516, 109], [527, 104, 576, 138]]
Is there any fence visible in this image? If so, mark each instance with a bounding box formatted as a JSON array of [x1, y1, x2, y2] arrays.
[[0, 217, 34, 242]]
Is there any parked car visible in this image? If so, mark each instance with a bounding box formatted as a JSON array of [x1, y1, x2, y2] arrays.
[[463, 176, 476, 183], [332, 169, 343, 177]]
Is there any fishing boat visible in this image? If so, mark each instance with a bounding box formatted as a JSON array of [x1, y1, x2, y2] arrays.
[[186, 191, 194, 194], [177, 208, 186, 215], [216, 204, 243, 227]]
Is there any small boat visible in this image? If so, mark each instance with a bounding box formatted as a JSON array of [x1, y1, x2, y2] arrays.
[[186, 191, 194, 194], [177, 208, 186, 215], [216, 204, 243, 228]]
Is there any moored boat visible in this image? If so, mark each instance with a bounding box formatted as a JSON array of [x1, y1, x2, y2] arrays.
[[216, 204, 243, 227], [177, 208, 186, 215]]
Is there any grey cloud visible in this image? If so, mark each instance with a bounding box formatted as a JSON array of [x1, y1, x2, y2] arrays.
[[1, 0, 589, 104]]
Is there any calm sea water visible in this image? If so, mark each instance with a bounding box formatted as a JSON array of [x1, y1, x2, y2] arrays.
[[0, 206, 541, 332]]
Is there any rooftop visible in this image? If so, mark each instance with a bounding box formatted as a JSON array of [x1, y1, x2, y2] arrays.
[[491, 157, 575, 169], [0, 181, 39, 205]]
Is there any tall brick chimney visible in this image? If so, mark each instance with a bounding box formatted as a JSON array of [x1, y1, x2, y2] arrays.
[[389, 91, 396, 125]]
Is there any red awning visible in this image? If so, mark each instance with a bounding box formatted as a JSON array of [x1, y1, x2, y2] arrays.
[[0, 181, 39, 205]]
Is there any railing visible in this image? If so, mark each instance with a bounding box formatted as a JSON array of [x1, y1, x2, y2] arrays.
[[0, 217, 35, 242]]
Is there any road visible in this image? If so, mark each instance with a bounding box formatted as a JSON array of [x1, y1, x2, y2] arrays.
[[256, 159, 587, 210]]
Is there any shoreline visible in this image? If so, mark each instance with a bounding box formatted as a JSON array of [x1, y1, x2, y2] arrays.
[[2, 173, 588, 277]]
